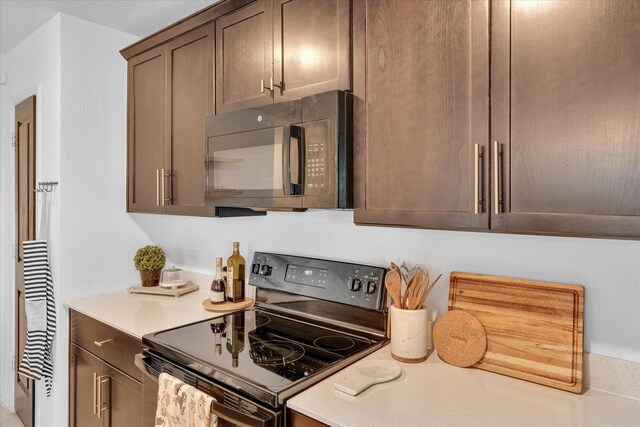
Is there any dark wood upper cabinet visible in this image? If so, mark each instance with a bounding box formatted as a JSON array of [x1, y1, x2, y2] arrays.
[[354, 0, 490, 230], [166, 24, 215, 216], [127, 45, 167, 214], [216, 0, 351, 113], [491, 0, 640, 238], [216, 0, 273, 113], [127, 24, 215, 216], [273, 0, 351, 102]]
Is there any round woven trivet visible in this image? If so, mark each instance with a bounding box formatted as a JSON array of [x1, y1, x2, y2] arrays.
[[433, 310, 487, 368]]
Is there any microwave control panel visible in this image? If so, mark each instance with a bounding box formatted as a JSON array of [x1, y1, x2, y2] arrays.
[[249, 252, 386, 311], [304, 120, 329, 195]]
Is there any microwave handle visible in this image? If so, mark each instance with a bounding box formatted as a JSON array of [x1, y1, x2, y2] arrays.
[[282, 125, 305, 196]]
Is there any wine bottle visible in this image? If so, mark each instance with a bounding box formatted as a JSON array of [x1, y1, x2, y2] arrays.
[[210, 257, 226, 304], [225, 314, 245, 367], [226, 242, 245, 302]]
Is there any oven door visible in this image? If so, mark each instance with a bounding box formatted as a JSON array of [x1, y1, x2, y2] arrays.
[[135, 354, 281, 427]]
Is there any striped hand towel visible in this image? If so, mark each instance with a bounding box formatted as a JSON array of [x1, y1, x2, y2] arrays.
[[18, 240, 56, 396]]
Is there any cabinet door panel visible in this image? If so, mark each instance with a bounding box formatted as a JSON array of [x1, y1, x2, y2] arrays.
[[69, 344, 103, 427], [216, 0, 273, 113], [104, 365, 143, 427], [354, 0, 489, 230], [492, 0, 640, 237], [166, 24, 215, 216], [273, 0, 351, 101], [127, 46, 167, 213]]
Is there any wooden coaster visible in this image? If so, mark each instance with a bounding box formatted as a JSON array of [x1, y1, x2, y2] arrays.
[[433, 310, 487, 368], [202, 298, 253, 312]]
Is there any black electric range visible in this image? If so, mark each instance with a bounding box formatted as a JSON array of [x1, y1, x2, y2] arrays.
[[139, 252, 387, 426]]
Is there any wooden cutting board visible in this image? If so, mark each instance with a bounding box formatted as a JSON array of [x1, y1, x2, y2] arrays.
[[449, 272, 584, 393]]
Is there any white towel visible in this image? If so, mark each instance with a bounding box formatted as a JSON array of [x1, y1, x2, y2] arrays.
[[18, 239, 56, 396], [155, 372, 217, 427]]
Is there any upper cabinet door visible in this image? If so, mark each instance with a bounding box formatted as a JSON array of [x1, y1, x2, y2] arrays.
[[491, 0, 640, 238], [273, 0, 351, 102], [354, 0, 489, 230], [166, 24, 215, 216], [127, 45, 167, 213], [216, 0, 273, 114]]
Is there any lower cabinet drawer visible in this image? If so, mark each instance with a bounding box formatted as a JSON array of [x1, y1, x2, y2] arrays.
[[70, 310, 143, 382]]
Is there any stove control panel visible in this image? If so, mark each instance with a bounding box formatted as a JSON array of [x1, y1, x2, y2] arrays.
[[249, 252, 387, 311]]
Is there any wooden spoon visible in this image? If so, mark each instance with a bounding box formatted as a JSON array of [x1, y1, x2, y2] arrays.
[[416, 273, 443, 309], [384, 270, 403, 309], [408, 270, 429, 310], [403, 270, 422, 309]]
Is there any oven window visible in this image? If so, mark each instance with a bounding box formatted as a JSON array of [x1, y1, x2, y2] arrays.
[[207, 127, 284, 197]]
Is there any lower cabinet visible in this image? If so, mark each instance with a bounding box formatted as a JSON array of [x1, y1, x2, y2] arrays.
[[69, 311, 143, 426], [288, 409, 328, 427]]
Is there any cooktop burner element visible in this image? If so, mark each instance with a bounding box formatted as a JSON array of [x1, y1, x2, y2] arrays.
[[314, 335, 356, 352], [249, 340, 305, 366], [254, 312, 271, 328]]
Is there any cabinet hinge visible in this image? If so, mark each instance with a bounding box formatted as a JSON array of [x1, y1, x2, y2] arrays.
[[11, 132, 16, 147], [11, 355, 15, 372], [12, 243, 17, 260]]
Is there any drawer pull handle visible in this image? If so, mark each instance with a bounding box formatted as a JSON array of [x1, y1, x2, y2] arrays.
[[93, 339, 112, 347]]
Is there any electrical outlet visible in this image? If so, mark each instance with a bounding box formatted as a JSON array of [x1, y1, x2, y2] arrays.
[[187, 249, 200, 265]]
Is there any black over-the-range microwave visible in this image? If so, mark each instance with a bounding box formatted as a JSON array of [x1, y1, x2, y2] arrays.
[[204, 90, 352, 213]]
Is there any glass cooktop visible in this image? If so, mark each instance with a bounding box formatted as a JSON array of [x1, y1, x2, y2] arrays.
[[144, 308, 376, 393]]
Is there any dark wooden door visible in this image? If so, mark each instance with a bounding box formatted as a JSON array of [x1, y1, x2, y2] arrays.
[[103, 364, 143, 427], [216, 0, 273, 113], [166, 24, 215, 216], [69, 344, 103, 427], [354, 0, 489, 230], [127, 44, 167, 213], [491, 0, 640, 238], [273, 0, 351, 102], [14, 95, 36, 427]]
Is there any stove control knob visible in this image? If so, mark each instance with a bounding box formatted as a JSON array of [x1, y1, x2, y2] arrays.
[[252, 263, 260, 274], [350, 278, 362, 292], [365, 281, 377, 294], [260, 264, 272, 276]]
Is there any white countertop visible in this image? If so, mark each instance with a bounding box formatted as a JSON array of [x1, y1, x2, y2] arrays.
[[65, 288, 230, 340], [288, 346, 640, 427]]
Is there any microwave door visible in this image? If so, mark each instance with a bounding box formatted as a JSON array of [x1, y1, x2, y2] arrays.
[[206, 127, 304, 209], [282, 125, 305, 196]]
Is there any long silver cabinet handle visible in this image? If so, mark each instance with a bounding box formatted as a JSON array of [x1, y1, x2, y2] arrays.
[[156, 169, 160, 206], [493, 140, 503, 214], [474, 144, 484, 214], [92, 372, 97, 415], [161, 169, 171, 206], [97, 375, 110, 419], [93, 339, 112, 347]]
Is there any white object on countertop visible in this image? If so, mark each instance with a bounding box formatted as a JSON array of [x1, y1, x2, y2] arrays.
[[390, 305, 429, 363], [334, 360, 402, 396], [158, 279, 189, 289]]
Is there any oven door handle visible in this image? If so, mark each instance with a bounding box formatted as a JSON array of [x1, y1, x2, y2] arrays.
[[134, 353, 159, 384], [135, 354, 272, 427]]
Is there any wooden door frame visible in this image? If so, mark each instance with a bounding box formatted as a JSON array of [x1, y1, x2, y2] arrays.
[[13, 93, 37, 427]]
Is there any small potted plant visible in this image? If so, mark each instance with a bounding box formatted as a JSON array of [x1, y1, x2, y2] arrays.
[[133, 245, 166, 287]]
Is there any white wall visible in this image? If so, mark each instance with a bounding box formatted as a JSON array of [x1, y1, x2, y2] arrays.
[[0, 14, 61, 409], [165, 210, 640, 363], [0, 13, 173, 426]]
